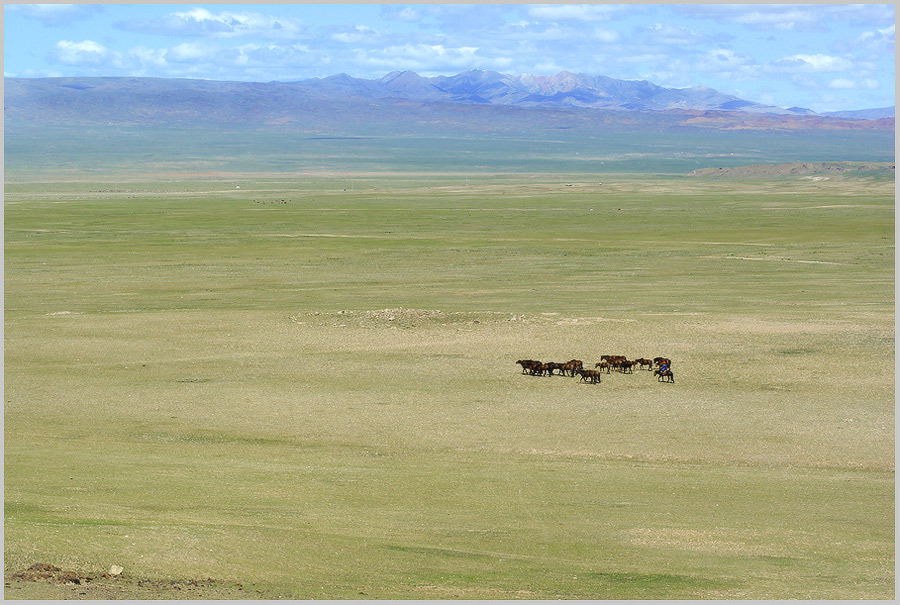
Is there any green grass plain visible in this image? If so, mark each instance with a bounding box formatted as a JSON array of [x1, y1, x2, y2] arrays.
[[4, 169, 895, 598]]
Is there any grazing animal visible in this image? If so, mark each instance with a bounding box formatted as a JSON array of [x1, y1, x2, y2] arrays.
[[534, 363, 552, 376], [610, 357, 633, 373], [516, 359, 534, 374], [594, 361, 611, 373], [545, 362, 566, 376], [516, 359, 542, 374], [635, 358, 653, 371], [653, 357, 671, 368], [562, 359, 583, 377], [576, 369, 602, 384], [654, 368, 674, 383]]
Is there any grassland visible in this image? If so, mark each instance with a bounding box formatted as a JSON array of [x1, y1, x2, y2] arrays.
[[4, 123, 895, 177], [4, 171, 894, 599]]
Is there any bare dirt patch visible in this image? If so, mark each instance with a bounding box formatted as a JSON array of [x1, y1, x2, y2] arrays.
[[290, 307, 527, 329], [9, 563, 89, 585], [711, 318, 854, 335], [4, 563, 264, 600]]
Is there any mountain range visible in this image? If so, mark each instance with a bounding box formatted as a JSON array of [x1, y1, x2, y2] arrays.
[[4, 69, 894, 131], [307, 69, 820, 115]]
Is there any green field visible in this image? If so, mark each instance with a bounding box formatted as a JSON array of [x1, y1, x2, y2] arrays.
[[4, 123, 895, 176], [4, 170, 894, 598]]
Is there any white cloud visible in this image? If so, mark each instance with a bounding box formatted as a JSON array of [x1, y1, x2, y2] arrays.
[[7, 4, 102, 26], [705, 49, 747, 69], [110, 41, 329, 79], [533, 59, 565, 74], [731, 9, 820, 31], [12, 68, 65, 78], [528, 4, 626, 22], [380, 6, 422, 23], [828, 78, 856, 89], [116, 8, 308, 39], [855, 24, 895, 53], [635, 69, 694, 89], [504, 24, 575, 42], [644, 23, 705, 46], [53, 40, 119, 66], [828, 77, 881, 90], [674, 5, 823, 31], [772, 54, 854, 73], [331, 26, 382, 44], [863, 78, 881, 90], [677, 3, 892, 34], [696, 48, 761, 81], [128, 46, 167, 69], [355, 43, 483, 73], [168, 42, 212, 63]]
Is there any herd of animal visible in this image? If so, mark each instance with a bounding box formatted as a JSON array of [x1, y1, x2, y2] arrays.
[[516, 356, 674, 383]]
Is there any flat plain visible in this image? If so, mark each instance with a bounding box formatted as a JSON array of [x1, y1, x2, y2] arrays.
[[4, 169, 894, 598]]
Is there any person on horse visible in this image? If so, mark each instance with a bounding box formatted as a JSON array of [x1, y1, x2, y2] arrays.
[[659, 361, 669, 374]]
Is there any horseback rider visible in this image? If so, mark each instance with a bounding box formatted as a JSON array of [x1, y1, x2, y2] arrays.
[[659, 361, 669, 374]]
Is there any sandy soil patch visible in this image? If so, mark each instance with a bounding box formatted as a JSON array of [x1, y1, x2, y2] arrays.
[[703, 255, 849, 265], [627, 528, 780, 557], [709, 318, 854, 335]]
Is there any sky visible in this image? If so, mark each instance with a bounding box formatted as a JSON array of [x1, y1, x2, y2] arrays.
[[3, 3, 895, 113]]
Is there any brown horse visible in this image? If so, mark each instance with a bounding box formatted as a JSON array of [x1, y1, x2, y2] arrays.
[[517, 359, 536, 374], [517, 359, 543, 374], [545, 362, 566, 376], [576, 369, 602, 384], [533, 363, 552, 376], [635, 358, 653, 371], [654, 368, 674, 383], [562, 359, 583, 377], [594, 360, 611, 373]]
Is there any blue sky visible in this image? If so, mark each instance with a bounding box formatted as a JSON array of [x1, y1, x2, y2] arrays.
[[3, 3, 895, 112]]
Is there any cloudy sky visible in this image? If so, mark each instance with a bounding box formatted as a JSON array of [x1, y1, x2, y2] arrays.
[[3, 3, 895, 112]]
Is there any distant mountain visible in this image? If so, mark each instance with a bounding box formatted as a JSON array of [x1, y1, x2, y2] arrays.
[[822, 107, 895, 120], [298, 69, 817, 115], [4, 71, 894, 133]]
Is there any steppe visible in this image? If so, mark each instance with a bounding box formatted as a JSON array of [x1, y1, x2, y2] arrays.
[[4, 141, 895, 597]]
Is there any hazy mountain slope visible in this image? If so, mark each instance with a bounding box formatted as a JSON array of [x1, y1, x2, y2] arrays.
[[4, 75, 894, 134], [822, 107, 895, 120]]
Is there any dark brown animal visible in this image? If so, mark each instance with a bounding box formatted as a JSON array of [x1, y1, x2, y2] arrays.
[[545, 362, 567, 376], [534, 363, 552, 376], [561, 359, 583, 377], [517, 359, 538, 374], [654, 368, 674, 383], [517, 360, 547, 376], [635, 358, 653, 371], [576, 369, 602, 384], [610, 357, 633, 373], [594, 361, 611, 373]]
